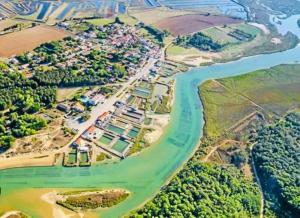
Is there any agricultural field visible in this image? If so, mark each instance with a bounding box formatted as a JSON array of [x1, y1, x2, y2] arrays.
[[0, 18, 29, 31], [129, 7, 196, 25], [155, 14, 242, 36], [0, 25, 70, 57], [200, 64, 300, 137], [86, 18, 115, 26], [166, 21, 299, 66], [201, 23, 260, 46]]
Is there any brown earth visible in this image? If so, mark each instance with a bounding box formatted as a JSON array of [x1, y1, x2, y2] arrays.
[[0, 25, 70, 57], [155, 14, 242, 36]]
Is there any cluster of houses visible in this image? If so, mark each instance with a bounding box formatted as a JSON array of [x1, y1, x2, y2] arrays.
[[65, 95, 147, 166], [61, 20, 161, 75], [9, 20, 161, 85]]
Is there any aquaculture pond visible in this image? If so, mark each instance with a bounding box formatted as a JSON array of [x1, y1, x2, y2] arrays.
[[106, 124, 125, 135], [112, 139, 130, 153], [127, 127, 140, 138], [99, 134, 114, 145], [37, 2, 51, 20]]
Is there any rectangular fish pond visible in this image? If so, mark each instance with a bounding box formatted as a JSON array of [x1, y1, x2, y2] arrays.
[[112, 139, 130, 153], [67, 153, 77, 165], [80, 152, 88, 163], [127, 127, 140, 138], [132, 87, 151, 98], [99, 133, 114, 145], [106, 124, 125, 135]]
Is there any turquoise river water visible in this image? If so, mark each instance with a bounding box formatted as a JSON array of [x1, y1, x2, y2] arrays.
[[1, 46, 300, 217]]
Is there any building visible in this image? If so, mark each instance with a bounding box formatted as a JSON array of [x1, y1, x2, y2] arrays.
[[96, 112, 111, 128], [82, 125, 102, 141], [57, 103, 71, 112], [72, 137, 85, 147], [72, 102, 85, 113], [88, 94, 105, 106]]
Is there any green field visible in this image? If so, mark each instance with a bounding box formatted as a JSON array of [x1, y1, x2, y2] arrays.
[[87, 18, 114, 26], [200, 64, 300, 137], [201, 23, 260, 47], [167, 45, 199, 56]]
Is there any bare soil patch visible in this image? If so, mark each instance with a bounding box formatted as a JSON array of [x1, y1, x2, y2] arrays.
[[0, 25, 70, 57], [155, 14, 242, 36]]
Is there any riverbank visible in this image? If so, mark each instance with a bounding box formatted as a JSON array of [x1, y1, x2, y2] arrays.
[[0, 152, 56, 170], [1, 40, 300, 218]]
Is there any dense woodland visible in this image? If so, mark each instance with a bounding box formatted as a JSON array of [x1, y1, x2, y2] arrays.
[[251, 113, 300, 218], [0, 63, 55, 150], [130, 161, 260, 218]]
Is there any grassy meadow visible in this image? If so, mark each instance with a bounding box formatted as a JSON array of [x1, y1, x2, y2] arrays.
[[200, 64, 300, 137]]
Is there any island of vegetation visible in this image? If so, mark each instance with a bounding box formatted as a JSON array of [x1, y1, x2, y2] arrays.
[[56, 189, 130, 211]]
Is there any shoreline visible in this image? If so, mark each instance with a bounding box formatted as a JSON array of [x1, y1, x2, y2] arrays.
[[0, 151, 56, 171]]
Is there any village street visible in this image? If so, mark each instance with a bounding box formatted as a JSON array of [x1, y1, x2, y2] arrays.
[[65, 55, 161, 146]]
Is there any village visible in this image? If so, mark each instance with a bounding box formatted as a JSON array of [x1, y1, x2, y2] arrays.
[[61, 69, 174, 167], [0, 18, 175, 168]]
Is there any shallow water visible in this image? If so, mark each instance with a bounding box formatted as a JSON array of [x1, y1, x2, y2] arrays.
[[270, 14, 300, 37]]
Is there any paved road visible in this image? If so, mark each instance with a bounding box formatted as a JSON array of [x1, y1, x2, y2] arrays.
[[65, 55, 161, 145]]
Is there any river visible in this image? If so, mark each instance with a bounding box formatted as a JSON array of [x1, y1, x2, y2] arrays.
[[1, 32, 300, 218]]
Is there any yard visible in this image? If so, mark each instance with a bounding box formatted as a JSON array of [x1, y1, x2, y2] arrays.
[[56, 87, 82, 102]]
